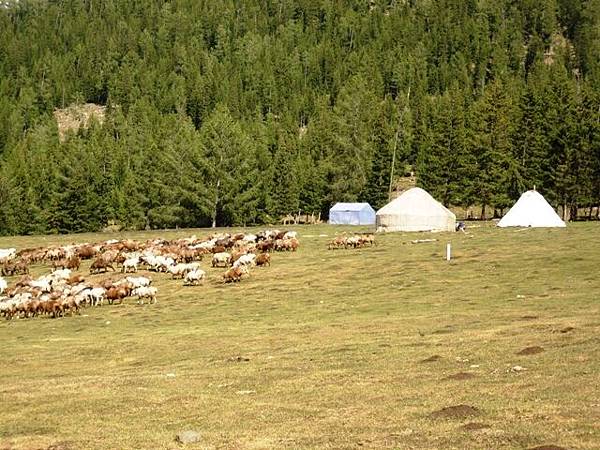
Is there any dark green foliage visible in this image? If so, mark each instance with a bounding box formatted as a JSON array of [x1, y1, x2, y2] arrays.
[[0, 0, 598, 234]]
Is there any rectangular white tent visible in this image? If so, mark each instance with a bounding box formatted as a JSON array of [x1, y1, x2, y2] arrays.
[[329, 203, 376, 225]]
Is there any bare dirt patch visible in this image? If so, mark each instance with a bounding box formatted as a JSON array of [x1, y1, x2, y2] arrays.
[[47, 442, 73, 450], [517, 346, 544, 355], [528, 446, 568, 450], [429, 404, 481, 420], [432, 326, 456, 334], [460, 422, 491, 431], [420, 355, 443, 363], [53, 103, 106, 142], [444, 372, 477, 380]]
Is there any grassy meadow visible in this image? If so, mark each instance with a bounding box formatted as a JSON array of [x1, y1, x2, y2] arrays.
[[0, 223, 599, 449]]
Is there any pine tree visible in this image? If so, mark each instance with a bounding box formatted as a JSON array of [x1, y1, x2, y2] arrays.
[[469, 78, 517, 217]]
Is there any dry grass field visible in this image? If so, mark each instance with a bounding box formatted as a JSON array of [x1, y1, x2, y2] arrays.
[[0, 223, 599, 450]]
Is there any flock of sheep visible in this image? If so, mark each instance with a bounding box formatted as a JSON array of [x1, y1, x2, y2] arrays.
[[327, 233, 376, 250], [0, 230, 299, 321]]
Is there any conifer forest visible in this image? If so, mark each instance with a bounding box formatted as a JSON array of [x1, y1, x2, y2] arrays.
[[0, 0, 599, 234]]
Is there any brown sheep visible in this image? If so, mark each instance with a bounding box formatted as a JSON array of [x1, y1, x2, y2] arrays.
[[67, 274, 85, 285], [223, 267, 247, 283], [76, 245, 97, 260], [1, 263, 15, 276], [90, 258, 115, 274], [9, 261, 30, 275], [256, 240, 274, 252], [211, 245, 227, 254], [231, 250, 248, 263], [24, 300, 42, 318], [15, 275, 32, 288], [62, 297, 81, 316], [106, 285, 131, 305], [0, 262, 28, 276], [255, 253, 271, 267], [42, 300, 64, 318], [65, 255, 81, 270], [100, 278, 116, 290], [287, 238, 299, 252]]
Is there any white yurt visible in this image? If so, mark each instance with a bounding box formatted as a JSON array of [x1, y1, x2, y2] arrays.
[[376, 187, 456, 232], [497, 190, 566, 228]]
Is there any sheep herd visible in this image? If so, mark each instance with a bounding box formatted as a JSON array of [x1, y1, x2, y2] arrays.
[[0, 229, 299, 321], [327, 233, 375, 250]]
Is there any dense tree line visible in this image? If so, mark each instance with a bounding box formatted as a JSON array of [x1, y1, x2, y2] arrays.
[[0, 0, 598, 233]]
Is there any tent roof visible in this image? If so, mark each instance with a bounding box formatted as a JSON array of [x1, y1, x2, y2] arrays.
[[376, 187, 455, 218], [330, 202, 374, 212], [497, 190, 566, 228]]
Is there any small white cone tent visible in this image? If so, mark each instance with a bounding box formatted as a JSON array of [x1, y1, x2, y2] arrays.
[[497, 190, 566, 228], [376, 187, 456, 232]]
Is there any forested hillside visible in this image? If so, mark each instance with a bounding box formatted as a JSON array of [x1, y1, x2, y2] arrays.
[[0, 0, 598, 233]]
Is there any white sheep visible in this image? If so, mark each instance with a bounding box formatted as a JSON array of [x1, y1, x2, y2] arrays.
[[184, 269, 206, 286], [211, 252, 231, 268], [233, 253, 256, 268], [191, 239, 216, 251], [0, 248, 16, 263], [242, 233, 257, 242], [0, 277, 7, 295], [148, 255, 175, 272], [283, 231, 297, 239], [81, 287, 106, 306], [50, 268, 72, 281], [125, 276, 152, 288], [168, 262, 201, 279], [133, 286, 157, 304], [30, 277, 53, 293], [122, 257, 140, 273]]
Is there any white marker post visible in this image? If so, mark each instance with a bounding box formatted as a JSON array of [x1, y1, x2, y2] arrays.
[[446, 243, 451, 261]]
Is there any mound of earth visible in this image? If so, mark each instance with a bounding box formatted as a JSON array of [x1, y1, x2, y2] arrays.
[[429, 404, 481, 419], [517, 346, 544, 355], [444, 372, 476, 380], [421, 355, 443, 363]]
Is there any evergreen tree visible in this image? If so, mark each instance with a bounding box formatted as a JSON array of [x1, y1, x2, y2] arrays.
[[469, 79, 517, 216]]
